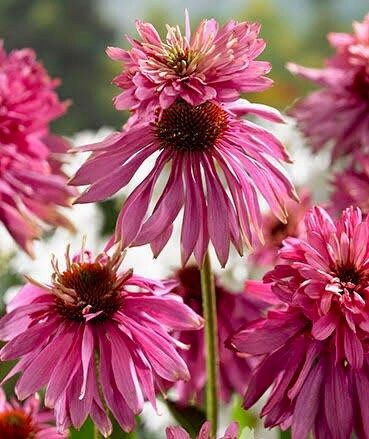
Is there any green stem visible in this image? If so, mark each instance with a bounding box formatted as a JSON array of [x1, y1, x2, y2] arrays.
[[94, 424, 102, 439], [200, 251, 219, 438]]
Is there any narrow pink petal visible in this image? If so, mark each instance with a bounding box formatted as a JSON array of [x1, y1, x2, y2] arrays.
[[116, 151, 170, 247], [181, 156, 201, 265], [106, 323, 144, 413], [166, 426, 191, 439], [311, 312, 338, 340], [324, 363, 352, 439], [203, 155, 230, 266], [80, 324, 94, 399], [292, 360, 324, 439]]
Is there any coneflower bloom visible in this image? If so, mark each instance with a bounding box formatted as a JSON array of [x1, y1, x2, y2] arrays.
[[71, 98, 296, 266], [250, 188, 311, 266], [107, 12, 272, 117], [171, 265, 262, 404], [0, 243, 203, 436], [288, 14, 369, 160], [0, 387, 66, 438], [331, 152, 369, 215], [231, 206, 369, 438], [166, 421, 239, 439], [0, 41, 76, 255]]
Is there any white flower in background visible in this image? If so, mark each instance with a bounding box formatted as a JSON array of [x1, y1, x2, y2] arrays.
[[263, 116, 330, 203]]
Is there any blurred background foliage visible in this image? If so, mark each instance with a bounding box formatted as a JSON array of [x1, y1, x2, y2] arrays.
[[0, 1, 368, 438], [1, 0, 368, 135]]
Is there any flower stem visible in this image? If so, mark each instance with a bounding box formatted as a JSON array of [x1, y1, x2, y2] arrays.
[[200, 251, 219, 438], [94, 424, 102, 439]]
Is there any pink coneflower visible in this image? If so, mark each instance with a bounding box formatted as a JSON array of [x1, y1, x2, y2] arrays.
[[107, 12, 272, 117], [250, 188, 311, 266], [166, 421, 239, 439], [288, 14, 369, 160], [71, 98, 296, 266], [231, 206, 369, 438], [0, 387, 66, 438], [0, 243, 203, 436], [171, 265, 262, 404], [0, 42, 76, 255], [330, 152, 369, 215]]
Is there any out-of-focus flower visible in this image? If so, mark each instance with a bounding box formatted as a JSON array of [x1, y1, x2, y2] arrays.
[[171, 265, 262, 404], [250, 189, 311, 266], [231, 206, 369, 438], [0, 42, 76, 255], [71, 99, 296, 267], [288, 14, 369, 161], [108, 12, 271, 118], [166, 421, 239, 439], [0, 387, 66, 438], [330, 152, 369, 215], [0, 242, 203, 436]]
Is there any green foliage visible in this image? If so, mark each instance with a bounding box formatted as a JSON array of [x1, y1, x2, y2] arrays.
[[231, 396, 257, 432], [70, 418, 94, 438], [0, 0, 126, 135], [70, 417, 138, 438], [98, 199, 121, 237], [279, 429, 292, 439]]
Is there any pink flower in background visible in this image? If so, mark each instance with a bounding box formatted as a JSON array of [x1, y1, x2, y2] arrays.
[[250, 188, 311, 266], [166, 421, 239, 439], [0, 243, 203, 436], [0, 42, 76, 255], [331, 152, 369, 215], [0, 387, 66, 439], [288, 14, 369, 160], [171, 265, 262, 404], [107, 12, 272, 117], [71, 99, 296, 267], [231, 206, 369, 438]]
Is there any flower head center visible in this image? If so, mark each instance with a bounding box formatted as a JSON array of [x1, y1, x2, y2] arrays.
[[54, 261, 121, 323], [0, 409, 36, 439], [166, 47, 196, 76], [350, 68, 369, 101], [155, 99, 228, 152], [336, 264, 361, 292], [269, 220, 289, 246]]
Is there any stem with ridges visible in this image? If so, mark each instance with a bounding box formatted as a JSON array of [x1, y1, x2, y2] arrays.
[[94, 424, 102, 439], [200, 251, 219, 437]]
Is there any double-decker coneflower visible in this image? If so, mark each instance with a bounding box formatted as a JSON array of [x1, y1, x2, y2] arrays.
[[71, 13, 296, 267]]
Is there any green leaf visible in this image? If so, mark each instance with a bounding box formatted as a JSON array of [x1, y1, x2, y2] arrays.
[[70, 418, 94, 438], [165, 399, 206, 437], [279, 429, 291, 439], [231, 396, 257, 431], [239, 427, 255, 439], [70, 416, 138, 438]]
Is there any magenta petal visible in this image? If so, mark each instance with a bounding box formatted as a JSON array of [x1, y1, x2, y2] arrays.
[[291, 360, 324, 439], [324, 363, 352, 439]]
